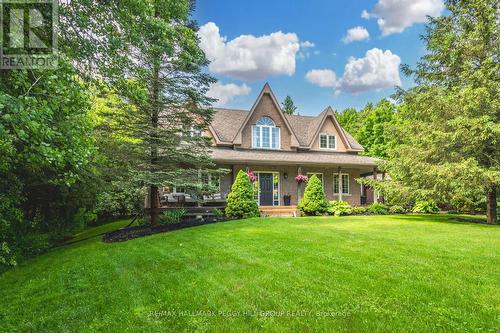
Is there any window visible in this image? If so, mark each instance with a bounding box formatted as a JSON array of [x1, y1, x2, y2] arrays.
[[202, 173, 220, 192], [273, 173, 279, 206], [333, 174, 349, 194], [252, 116, 280, 149], [174, 187, 186, 194], [307, 172, 324, 188], [319, 133, 336, 149]]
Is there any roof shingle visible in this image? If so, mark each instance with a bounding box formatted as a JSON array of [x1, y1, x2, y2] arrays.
[[212, 107, 363, 150]]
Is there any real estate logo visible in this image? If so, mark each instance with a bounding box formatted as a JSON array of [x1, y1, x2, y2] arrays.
[[0, 0, 57, 69]]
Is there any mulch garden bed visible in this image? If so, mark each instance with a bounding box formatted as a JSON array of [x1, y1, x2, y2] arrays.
[[102, 217, 232, 243]]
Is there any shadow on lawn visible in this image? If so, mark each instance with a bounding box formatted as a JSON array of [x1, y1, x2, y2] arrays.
[[391, 214, 492, 226]]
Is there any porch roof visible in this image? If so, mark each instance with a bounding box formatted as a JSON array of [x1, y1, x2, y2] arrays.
[[211, 147, 378, 169]]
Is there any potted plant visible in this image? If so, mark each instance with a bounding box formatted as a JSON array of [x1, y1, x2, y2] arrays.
[[283, 194, 291, 206], [295, 174, 308, 184]]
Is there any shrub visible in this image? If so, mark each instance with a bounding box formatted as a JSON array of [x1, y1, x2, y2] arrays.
[[212, 208, 224, 218], [225, 170, 260, 219], [298, 175, 329, 216], [328, 201, 353, 216], [368, 203, 389, 215], [352, 207, 368, 215], [389, 205, 407, 214], [412, 200, 439, 214], [160, 208, 186, 225]]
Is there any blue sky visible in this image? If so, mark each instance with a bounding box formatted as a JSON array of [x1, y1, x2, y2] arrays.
[[194, 0, 444, 115]]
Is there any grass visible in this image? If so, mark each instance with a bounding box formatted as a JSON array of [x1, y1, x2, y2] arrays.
[[0, 214, 498, 332], [67, 218, 134, 243]]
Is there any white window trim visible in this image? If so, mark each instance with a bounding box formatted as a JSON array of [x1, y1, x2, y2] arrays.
[[333, 173, 350, 195], [319, 133, 336, 150], [173, 187, 185, 194], [252, 125, 281, 150], [202, 174, 221, 193], [307, 172, 325, 189], [252, 171, 280, 206]]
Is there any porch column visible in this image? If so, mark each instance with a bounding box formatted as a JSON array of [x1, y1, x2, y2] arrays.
[[381, 171, 386, 203], [373, 167, 378, 203], [297, 166, 302, 203], [338, 166, 342, 201]]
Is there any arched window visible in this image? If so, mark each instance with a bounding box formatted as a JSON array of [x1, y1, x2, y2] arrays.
[[252, 116, 280, 149]]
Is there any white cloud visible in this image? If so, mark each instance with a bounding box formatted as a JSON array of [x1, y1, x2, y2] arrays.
[[300, 41, 315, 48], [207, 82, 251, 107], [342, 26, 370, 44], [363, 0, 444, 35], [305, 48, 401, 94], [339, 48, 401, 93], [198, 22, 301, 81], [305, 69, 338, 88]]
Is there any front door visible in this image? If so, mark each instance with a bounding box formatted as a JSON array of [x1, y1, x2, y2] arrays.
[[259, 173, 273, 206]]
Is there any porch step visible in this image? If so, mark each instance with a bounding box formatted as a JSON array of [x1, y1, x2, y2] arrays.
[[259, 206, 298, 217]]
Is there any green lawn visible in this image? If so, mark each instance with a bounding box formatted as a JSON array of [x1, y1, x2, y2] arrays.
[[0, 215, 498, 332]]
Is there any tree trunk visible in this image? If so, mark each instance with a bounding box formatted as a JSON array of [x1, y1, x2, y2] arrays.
[[486, 185, 497, 224], [150, 185, 159, 225], [149, 54, 160, 225]]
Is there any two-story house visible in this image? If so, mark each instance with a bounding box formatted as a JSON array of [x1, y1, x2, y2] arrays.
[[188, 83, 378, 209], [159, 83, 378, 211]]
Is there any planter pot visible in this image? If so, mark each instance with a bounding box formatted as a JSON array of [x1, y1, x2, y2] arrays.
[[284, 195, 291, 206]]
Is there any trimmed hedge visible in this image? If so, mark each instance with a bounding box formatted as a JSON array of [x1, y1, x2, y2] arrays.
[[298, 175, 328, 216], [225, 170, 260, 219]]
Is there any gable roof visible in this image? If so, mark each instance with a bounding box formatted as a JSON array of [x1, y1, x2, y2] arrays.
[[232, 83, 300, 147], [209, 84, 364, 151]]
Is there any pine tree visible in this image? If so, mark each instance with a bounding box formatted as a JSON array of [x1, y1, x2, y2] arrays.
[[281, 96, 297, 115]]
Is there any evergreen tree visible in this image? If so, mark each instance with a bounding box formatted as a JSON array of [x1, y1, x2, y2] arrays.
[[66, 1, 217, 225], [225, 171, 260, 218], [281, 96, 298, 115], [378, 0, 499, 223], [298, 175, 328, 216]]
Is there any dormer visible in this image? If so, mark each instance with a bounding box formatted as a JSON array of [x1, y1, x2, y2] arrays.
[[235, 83, 300, 150]]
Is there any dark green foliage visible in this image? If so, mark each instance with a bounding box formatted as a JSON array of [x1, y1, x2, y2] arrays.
[[368, 203, 389, 215], [225, 171, 260, 219], [412, 201, 439, 214], [281, 96, 297, 115], [160, 209, 186, 225], [328, 200, 353, 216], [0, 62, 95, 267], [352, 207, 368, 215], [212, 208, 224, 218], [298, 175, 328, 216], [384, 0, 499, 224], [389, 205, 407, 214]]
